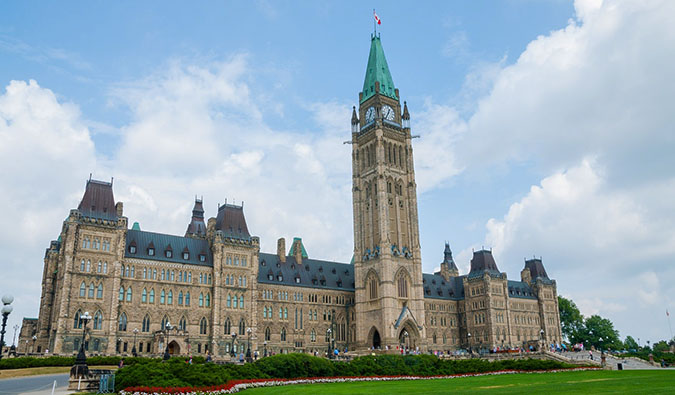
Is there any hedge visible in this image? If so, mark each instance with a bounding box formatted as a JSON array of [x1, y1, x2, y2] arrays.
[[0, 355, 155, 370], [115, 353, 581, 392]]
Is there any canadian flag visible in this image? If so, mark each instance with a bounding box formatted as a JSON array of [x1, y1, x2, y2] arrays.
[[374, 11, 381, 25]]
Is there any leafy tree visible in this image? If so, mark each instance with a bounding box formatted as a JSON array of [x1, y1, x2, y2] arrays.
[[624, 335, 639, 351], [653, 340, 669, 353], [580, 315, 621, 350], [558, 296, 584, 342]]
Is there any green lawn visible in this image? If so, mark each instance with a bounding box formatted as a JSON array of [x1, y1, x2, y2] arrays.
[[244, 370, 675, 394]]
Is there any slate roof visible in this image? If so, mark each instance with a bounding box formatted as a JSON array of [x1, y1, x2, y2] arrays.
[[125, 229, 212, 267], [215, 204, 250, 240], [507, 280, 538, 299], [77, 179, 117, 221], [361, 34, 398, 103], [422, 273, 465, 300], [186, 199, 207, 237], [257, 253, 355, 292], [468, 250, 502, 278], [524, 258, 553, 284]]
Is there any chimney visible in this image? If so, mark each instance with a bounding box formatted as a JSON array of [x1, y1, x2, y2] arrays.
[[277, 238, 286, 263], [292, 238, 303, 264], [115, 202, 124, 217], [521, 267, 531, 284]]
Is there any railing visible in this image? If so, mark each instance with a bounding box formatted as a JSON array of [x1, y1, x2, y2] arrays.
[[98, 373, 115, 393]]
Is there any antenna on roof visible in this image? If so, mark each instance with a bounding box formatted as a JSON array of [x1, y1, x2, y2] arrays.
[[111, 177, 114, 186], [241, 200, 244, 208], [89, 173, 92, 181]]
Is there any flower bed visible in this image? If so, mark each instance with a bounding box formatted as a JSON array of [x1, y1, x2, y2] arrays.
[[121, 367, 600, 395]]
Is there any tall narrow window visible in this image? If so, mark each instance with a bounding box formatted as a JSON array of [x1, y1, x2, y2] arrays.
[[119, 286, 124, 301], [200, 317, 208, 335], [126, 287, 132, 301], [161, 290, 165, 304], [179, 316, 186, 331], [205, 293, 210, 307], [265, 327, 271, 341], [178, 291, 183, 305], [73, 309, 83, 329], [93, 311, 103, 330], [199, 293, 204, 307], [118, 312, 127, 331], [224, 317, 231, 335], [280, 327, 286, 342], [149, 289, 155, 304], [239, 295, 244, 309], [80, 282, 86, 297], [167, 290, 173, 305], [142, 315, 150, 332], [142, 288, 147, 303], [185, 292, 190, 306], [88, 283, 95, 298], [97, 283, 103, 299]]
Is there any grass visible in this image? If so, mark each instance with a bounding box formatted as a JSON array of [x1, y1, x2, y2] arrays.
[[244, 370, 675, 394], [0, 365, 117, 379]]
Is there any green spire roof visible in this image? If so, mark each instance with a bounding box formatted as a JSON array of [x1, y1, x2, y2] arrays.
[[132, 221, 141, 231], [288, 237, 308, 259], [361, 34, 398, 103]]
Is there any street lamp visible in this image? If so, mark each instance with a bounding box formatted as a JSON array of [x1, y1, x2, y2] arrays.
[[403, 330, 409, 353], [230, 331, 237, 358], [540, 329, 545, 352], [117, 338, 122, 354], [467, 332, 472, 355], [132, 328, 139, 357], [32, 335, 37, 355], [163, 321, 172, 360], [326, 328, 332, 359], [599, 337, 603, 352], [0, 294, 14, 360], [246, 327, 252, 363], [263, 340, 267, 357], [75, 311, 92, 365]]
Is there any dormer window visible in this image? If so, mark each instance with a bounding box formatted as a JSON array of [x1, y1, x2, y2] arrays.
[[183, 252, 189, 260], [129, 245, 136, 254], [268, 274, 274, 281], [295, 277, 301, 284], [166, 250, 173, 258], [199, 254, 206, 262], [277, 275, 283, 281], [148, 248, 155, 256], [261, 260, 266, 267]]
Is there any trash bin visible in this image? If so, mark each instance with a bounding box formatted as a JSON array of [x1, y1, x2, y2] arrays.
[[617, 363, 623, 370]]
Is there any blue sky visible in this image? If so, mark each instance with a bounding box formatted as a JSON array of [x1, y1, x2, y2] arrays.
[[1, 0, 674, 346]]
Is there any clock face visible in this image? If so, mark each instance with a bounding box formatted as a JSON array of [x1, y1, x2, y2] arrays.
[[382, 105, 395, 121], [365, 106, 375, 123]]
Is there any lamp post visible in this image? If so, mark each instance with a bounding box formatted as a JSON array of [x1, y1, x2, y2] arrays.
[[32, 335, 37, 355], [403, 330, 409, 353], [230, 332, 237, 358], [263, 340, 267, 357], [326, 328, 332, 359], [117, 338, 122, 354], [0, 294, 14, 360], [246, 327, 252, 363], [540, 329, 545, 352], [598, 337, 603, 352], [163, 321, 172, 360], [75, 311, 92, 364], [132, 328, 139, 357], [467, 332, 472, 355]]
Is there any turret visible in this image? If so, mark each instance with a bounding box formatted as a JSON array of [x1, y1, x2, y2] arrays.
[[438, 242, 459, 280], [185, 197, 207, 238], [351, 106, 359, 134], [402, 101, 410, 129]]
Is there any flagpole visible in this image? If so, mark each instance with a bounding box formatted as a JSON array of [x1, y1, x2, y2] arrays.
[[373, 9, 376, 35], [668, 310, 673, 341]]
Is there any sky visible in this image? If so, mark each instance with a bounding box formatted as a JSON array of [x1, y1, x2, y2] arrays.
[[1, 0, 674, 347]]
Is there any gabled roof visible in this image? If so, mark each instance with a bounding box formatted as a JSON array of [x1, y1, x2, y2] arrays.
[[125, 229, 212, 267], [77, 179, 117, 221], [361, 34, 398, 103], [215, 203, 250, 240], [422, 273, 465, 300], [257, 253, 354, 292]]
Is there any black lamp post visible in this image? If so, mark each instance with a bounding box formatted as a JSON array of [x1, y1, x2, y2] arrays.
[[246, 327, 252, 363], [0, 294, 14, 360], [32, 335, 37, 355], [403, 330, 409, 353], [467, 332, 472, 355], [263, 340, 267, 357], [163, 321, 172, 360], [230, 332, 237, 357], [132, 328, 139, 357], [326, 328, 332, 359], [75, 311, 92, 364], [540, 329, 545, 352]]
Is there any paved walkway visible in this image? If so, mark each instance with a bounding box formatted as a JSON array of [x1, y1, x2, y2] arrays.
[[559, 351, 667, 370], [0, 373, 73, 395]]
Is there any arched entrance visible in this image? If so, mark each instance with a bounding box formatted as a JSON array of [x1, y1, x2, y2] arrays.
[[367, 326, 381, 350], [168, 340, 180, 355], [397, 321, 420, 352]]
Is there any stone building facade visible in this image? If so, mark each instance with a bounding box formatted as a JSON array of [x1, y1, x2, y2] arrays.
[[21, 34, 562, 357]]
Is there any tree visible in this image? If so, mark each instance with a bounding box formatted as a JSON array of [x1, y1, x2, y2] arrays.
[[624, 335, 639, 351], [653, 340, 669, 353], [558, 296, 584, 342], [581, 315, 621, 350]]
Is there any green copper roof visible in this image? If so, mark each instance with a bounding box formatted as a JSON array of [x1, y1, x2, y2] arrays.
[[361, 34, 398, 103], [288, 237, 308, 259], [132, 221, 141, 231]]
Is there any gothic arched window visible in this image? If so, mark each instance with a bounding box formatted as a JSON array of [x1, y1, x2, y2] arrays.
[[224, 317, 231, 335], [118, 312, 127, 331], [239, 319, 245, 335], [73, 309, 82, 329], [93, 311, 103, 330], [185, 291, 191, 306], [79, 282, 86, 298], [265, 327, 271, 341], [142, 288, 147, 303], [199, 317, 208, 335], [149, 288, 155, 304], [397, 274, 408, 299], [97, 283, 103, 299], [142, 315, 150, 332], [179, 316, 187, 331], [280, 327, 286, 342], [119, 286, 124, 301]]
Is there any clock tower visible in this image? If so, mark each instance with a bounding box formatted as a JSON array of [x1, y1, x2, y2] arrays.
[[351, 34, 426, 351]]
